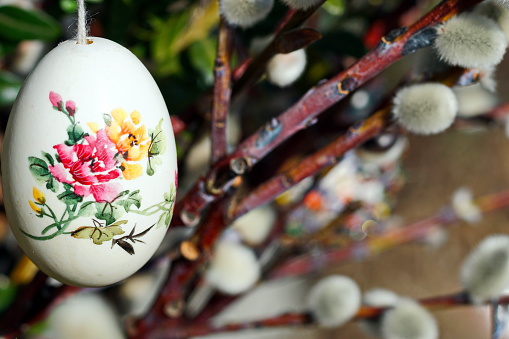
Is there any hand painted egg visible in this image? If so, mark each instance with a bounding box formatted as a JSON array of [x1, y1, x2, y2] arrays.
[[1, 37, 177, 287]]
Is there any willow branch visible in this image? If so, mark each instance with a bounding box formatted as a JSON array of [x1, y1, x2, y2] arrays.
[[231, 107, 392, 219], [211, 19, 233, 163], [172, 0, 482, 228], [136, 290, 509, 338], [231, 2, 324, 94], [0, 271, 80, 337], [269, 188, 509, 279], [133, 202, 227, 336]]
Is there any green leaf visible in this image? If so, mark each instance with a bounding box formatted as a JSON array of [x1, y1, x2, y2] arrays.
[[147, 119, 167, 176], [156, 211, 169, 229], [188, 38, 216, 85], [0, 71, 21, 107], [110, 219, 128, 227], [94, 202, 124, 225], [57, 188, 83, 206], [164, 209, 173, 225], [66, 124, 87, 145], [115, 190, 142, 213], [28, 156, 50, 183], [60, 0, 77, 13], [113, 190, 130, 201], [0, 280, 16, 313], [103, 113, 112, 127], [77, 201, 95, 217], [41, 151, 55, 166], [149, 119, 167, 156], [0, 6, 61, 41], [71, 224, 125, 245], [45, 176, 59, 193]]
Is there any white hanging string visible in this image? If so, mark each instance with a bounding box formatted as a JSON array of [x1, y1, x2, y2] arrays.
[[76, 0, 88, 44]]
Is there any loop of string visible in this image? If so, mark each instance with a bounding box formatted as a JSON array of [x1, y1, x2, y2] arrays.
[[77, 0, 87, 44]]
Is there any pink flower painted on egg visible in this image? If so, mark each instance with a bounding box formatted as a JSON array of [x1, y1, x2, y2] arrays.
[[66, 100, 76, 116], [49, 129, 122, 202], [49, 91, 63, 110]]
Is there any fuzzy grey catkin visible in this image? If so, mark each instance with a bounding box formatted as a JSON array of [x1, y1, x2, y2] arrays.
[[220, 0, 274, 28], [307, 275, 361, 328], [206, 241, 261, 295], [434, 12, 507, 69], [461, 235, 509, 302], [381, 298, 438, 339], [392, 83, 458, 135]]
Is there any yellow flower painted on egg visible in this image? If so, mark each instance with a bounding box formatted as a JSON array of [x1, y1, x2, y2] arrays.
[[107, 108, 151, 162], [28, 200, 43, 215], [120, 161, 143, 180], [32, 187, 46, 204]]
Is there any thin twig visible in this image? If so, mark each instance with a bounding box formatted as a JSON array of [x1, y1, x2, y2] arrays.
[[269, 188, 509, 279], [231, 3, 324, 95], [230, 107, 393, 219], [134, 290, 509, 339], [211, 19, 234, 163]]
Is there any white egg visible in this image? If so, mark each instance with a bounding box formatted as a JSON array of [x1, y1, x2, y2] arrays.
[[1, 37, 178, 287]]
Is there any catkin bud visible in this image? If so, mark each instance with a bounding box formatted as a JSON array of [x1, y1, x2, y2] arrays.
[[392, 83, 458, 135], [206, 241, 261, 295], [267, 49, 307, 87], [381, 298, 438, 339], [220, 0, 274, 28], [461, 235, 509, 303], [434, 12, 507, 69], [307, 275, 361, 328]]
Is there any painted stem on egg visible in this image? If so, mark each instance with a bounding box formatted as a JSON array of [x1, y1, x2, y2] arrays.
[[22, 204, 78, 240], [172, 0, 483, 228], [269, 188, 509, 279], [211, 18, 234, 164]]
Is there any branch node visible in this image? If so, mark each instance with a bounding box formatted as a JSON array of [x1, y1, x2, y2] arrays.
[[402, 26, 438, 56], [230, 157, 250, 175], [337, 76, 359, 95], [163, 299, 184, 318], [181, 210, 201, 227], [181, 241, 201, 261], [255, 118, 283, 149], [380, 26, 408, 46]]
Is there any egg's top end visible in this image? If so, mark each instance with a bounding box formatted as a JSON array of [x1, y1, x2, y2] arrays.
[[56, 37, 133, 57]]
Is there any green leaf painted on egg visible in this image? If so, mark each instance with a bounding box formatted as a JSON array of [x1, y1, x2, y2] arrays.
[[71, 224, 125, 245], [28, 157, 50, 183]]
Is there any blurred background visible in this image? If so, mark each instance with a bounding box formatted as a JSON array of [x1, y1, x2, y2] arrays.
[[0, 0, 508, 338]]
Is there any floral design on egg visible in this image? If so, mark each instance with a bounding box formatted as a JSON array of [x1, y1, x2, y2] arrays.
[[24, 91, 176, 255]]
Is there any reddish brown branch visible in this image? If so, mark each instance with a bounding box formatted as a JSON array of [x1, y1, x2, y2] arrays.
[[134, 290, 509, 339], [172, 0, 482, 228], [231, 107, 392, 219], [133, 203, 228, 337], [231, 3, 324, 95], [269, 188, 509, 280], [211, 19, 234, 164], [0, 271, 80, 337]]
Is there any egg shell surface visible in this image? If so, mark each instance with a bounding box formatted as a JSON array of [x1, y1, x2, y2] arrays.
[[1, 37, 177, 287]]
